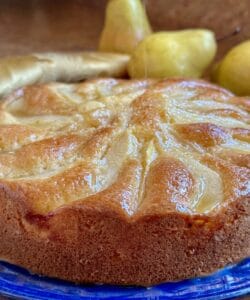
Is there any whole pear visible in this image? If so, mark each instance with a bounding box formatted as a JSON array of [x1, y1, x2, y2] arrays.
[[212, 40, 250, 96], [99, 0, 152, 54], [128, 30, 217, 78]]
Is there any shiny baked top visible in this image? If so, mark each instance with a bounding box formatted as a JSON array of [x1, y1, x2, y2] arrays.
[[0, 78, 249, 216]]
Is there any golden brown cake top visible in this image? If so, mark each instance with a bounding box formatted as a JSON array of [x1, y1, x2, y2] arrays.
[[0, 78, 249, 217]]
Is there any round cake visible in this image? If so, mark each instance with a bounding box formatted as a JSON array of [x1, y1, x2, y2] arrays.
[[0, 74, 249, 285]]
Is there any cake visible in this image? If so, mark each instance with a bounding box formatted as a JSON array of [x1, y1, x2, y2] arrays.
[[0, 73, 249, 285]]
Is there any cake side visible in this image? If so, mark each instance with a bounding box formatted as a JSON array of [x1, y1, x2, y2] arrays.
[[0, 190, 249, 285]]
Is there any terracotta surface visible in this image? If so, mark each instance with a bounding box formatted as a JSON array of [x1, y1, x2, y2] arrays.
[[0, 0, 249, 59]]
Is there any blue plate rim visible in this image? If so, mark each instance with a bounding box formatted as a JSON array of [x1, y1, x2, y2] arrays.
[[0, 258, 249, 300]]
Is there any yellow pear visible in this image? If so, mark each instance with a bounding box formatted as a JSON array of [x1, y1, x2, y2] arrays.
[[128, 30, 217, 78], [212, 40, 250, 96], [99, 0, 152, 54]]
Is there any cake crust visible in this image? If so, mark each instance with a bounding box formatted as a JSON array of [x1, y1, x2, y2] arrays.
[[0, 76, 249, 286]]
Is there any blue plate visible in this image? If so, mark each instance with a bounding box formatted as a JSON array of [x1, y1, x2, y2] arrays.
[[0, 258, 249, 300]]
